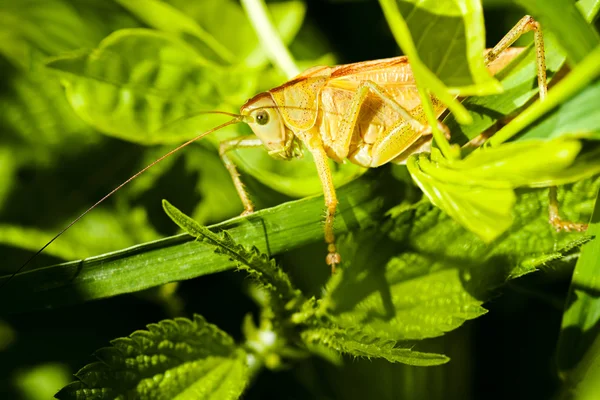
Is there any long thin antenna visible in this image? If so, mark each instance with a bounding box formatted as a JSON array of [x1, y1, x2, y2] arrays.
[[0, 116, 242, 290]]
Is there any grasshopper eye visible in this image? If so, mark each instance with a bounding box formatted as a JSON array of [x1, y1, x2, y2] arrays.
[[255, 110, 270, 126]]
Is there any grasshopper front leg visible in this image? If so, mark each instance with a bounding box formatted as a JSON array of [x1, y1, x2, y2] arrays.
[[219, 136, 264, 216]]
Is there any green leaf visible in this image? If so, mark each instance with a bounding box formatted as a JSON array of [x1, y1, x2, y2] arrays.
[[0, 207, 159, 261], [444, 0, 600, 145], [166, 0, 306, 68], [385, 0, 502, 95], [514, 0, 600, 65], [55, 314, 249, 400], [0, 0, 100, 63], [45, 29, 233, 144], [517, 79, 600, 141], [321, 177, 600, 341], [407, 140, 600, 242], [301, 327, 449, 366], [556, 189, 600, 395], [163, 199, 300, 304], [0, 171, 389, 314], [114, 0, 236, 63]]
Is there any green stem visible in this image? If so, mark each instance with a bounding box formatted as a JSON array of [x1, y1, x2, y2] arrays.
[[487, 45, 600, 147], [241, 0, 300, 78]]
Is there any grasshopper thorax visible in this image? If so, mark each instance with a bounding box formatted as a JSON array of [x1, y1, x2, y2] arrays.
[[240, 93, 301, 160]]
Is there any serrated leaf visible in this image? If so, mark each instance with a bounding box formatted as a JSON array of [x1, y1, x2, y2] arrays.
[[55, 314, 249, 400], [301, 327, 449, 366], [163, 199, 299, 304], [322, 177, 600, 341]]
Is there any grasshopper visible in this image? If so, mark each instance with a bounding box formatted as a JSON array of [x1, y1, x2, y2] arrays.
[[3, 16, 585, 286], [219, 15, 585, 271]]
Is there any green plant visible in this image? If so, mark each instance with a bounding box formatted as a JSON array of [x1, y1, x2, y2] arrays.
[[1, 0, 600, 399]]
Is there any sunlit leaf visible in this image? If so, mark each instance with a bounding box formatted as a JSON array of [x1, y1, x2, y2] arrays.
[[322, 176, 600, 341]]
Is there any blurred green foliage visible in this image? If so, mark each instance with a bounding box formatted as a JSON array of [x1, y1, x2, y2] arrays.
[[0, 0, 599, 399]]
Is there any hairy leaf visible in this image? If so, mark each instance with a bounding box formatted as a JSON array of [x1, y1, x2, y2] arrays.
[[301, 327, 449, 366], [322, 177, 600, 341], [55, 314, 249, 400], [163, 199, 300, 304]]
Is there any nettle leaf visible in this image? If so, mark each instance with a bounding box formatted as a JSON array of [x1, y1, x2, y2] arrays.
[[301, 327, 448, 366], [322, 176, 600, 342], [162, 200, 300, 304], [45, 29, 235, 144], [407, 139, 600, 242], [55, 315, 249, 400]]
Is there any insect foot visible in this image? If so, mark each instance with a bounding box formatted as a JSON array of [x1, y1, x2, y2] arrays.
[[326, 244, 342, 274], [549, 217, 588, 233]]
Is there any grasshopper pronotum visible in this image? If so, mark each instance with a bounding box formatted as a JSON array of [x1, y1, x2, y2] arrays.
[[4, 15, 585, 286]]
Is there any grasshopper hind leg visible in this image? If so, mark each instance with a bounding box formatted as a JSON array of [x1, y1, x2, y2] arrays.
[[487, 16, 588, 232], [548, 187, 588, 232]]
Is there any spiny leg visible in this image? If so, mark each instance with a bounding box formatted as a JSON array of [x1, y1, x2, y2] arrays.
[[303, 132, 340, 272], [219, 136, 264, 215], [484, 15, 547, 100], [483, 16, 584, 231]]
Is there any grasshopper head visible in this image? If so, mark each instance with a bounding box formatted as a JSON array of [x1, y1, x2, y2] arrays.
[[240, 93, 301, 160]]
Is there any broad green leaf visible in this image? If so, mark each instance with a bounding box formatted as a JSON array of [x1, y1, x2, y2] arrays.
[[163, 200, 300, 304], [0, 0, 99, 64], [386, 0, 502, 95], [167, 0, 306, 68], [408, 140, 600, 242], [45, 29, 234, 144], [114, 0, 236, 64], [517, 79, 600, 141], [55, 314, 250, 400], [0, 171, 389, 313], [0, 207, 159, 262], [322, 176, 600, 341], [301, 327, 449, 366], [557, 190, 600, 394], [444, 0, 600, 144]]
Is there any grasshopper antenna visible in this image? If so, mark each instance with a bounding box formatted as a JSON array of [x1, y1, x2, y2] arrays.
[[0, 113, 244, 290]]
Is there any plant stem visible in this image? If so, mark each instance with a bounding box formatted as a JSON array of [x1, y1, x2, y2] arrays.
[[241, 0, 300, 78]]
